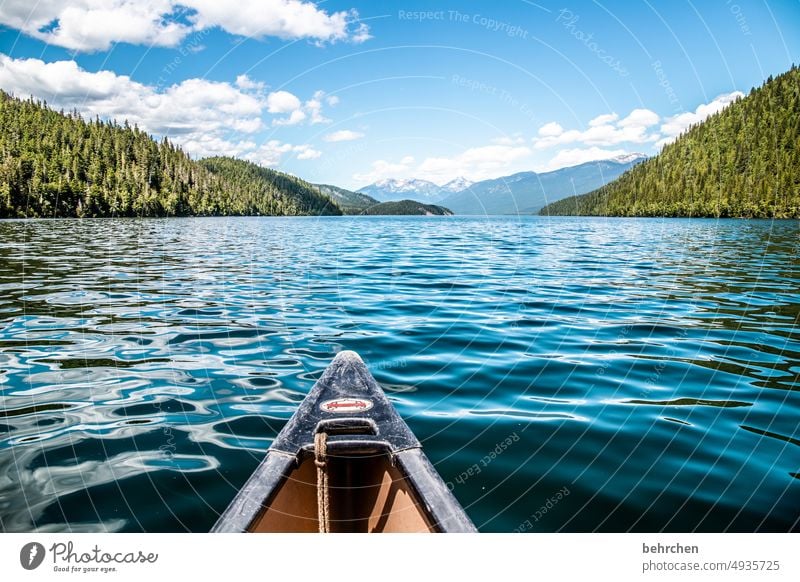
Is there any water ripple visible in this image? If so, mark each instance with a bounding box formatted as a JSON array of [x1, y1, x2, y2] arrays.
[[0, 216, 798, 532]]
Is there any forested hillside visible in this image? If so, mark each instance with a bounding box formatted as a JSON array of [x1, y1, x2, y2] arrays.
[[314, 183, 379, 214], [0, 91, 340, 218], [198, 157, 340, 216], [540, 66, 800, 218]]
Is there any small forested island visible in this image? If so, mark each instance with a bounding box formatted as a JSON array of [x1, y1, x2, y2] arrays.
[[0, 91, 340, 218], [360, 200, 454, 216], [540, 65, 800, 218]]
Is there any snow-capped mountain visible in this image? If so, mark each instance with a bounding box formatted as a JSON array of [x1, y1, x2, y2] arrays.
[[358, 178, 444, 202], [609, 153, 647, 164], [441, 176, 475, 193], [358, 176, 476, 202]]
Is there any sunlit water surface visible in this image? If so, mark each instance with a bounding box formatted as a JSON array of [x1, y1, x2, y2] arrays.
[[0, 216, 797, 532]]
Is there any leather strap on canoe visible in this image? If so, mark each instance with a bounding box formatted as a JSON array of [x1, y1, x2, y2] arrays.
[[314, 431, 330, 533]]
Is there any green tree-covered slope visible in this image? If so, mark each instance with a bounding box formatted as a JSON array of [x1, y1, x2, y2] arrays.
[[540, 66, 800, 218], [198, 157, 340, 216], [314, 183, 379, 214], [0, 91, 341, 217]]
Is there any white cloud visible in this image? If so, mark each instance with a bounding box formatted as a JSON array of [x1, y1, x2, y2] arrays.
[[272, 109, 307, 126], [0, 0, 370, 52], [351, 22, 372, 43], [0, 54, 321, 167], [266, 90, 301, 113], [353, 157, 416, 184], [0, 54, 262, 137], [295, 145, 322, 160], [0, 0, 189, 52], [589, 113, 618, 127], [618, 108, 660, 128], [323, 129, 364, 142], [183, 0, 367, 44], [354, 145, 533, 185], [534, 108, 660, 149], [304, 90, 330, 124], [415, 145, 532, 183], [180, 135, 257, 159], [491, 134, 525, 145], [326, 95, 340, 106], [538, 121, 564, 137], [538, 147, 628, 172], [244, 140, 320, 166], [265, 89, 333, 126], [656, 91, 744, 148], [235, 74, 265, 91]]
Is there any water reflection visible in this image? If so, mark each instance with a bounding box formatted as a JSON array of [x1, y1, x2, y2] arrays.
[[0, 217, 798, 532]]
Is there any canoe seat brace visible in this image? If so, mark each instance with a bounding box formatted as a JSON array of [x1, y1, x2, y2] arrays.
[[314, 431, 330, 533]]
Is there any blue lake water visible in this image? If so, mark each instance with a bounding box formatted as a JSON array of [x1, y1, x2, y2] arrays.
[[0, 216, 798, 532]]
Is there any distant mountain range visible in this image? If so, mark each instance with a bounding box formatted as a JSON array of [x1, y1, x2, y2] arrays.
[[356, 154, 646, 214], [440, 154, 646, 214], [358, 178, 449, 202]]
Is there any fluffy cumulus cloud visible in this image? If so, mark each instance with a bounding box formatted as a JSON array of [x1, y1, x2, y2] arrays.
[[179, 135, 257, 159], [304, 90, 331, 124], [353, 156, 416, 184], [536, 147, 629, 172], [266, 90, 301, 113], [0, 0, 188, 52], [588, 113, 619, 127], [235, 74, 265, 91], [491, 134, 526, 146], [244, 141, 321, 166], [0, 54, 262, 136], [415, 145, 532, 183], [619, 108, 659, 128], [533, 108, 661, 150], [323, 130, 364, 142], [183, 0, 369, 44], [0, 54, 323, 165], [656, 91, 744, 148], [537, 121, 564, 137], [353, 144, 533, 185], [0, 0, 369, 52], [266, 89, 333, 126]]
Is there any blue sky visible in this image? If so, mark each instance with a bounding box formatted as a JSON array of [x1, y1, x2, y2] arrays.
[[0, 0, 798, 189]]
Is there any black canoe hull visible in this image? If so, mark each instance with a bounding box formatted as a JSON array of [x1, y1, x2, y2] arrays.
[[212, 351, 476, 533]]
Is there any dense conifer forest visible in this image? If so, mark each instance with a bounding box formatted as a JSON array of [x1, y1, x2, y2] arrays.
[[0, 91, 340, 218]]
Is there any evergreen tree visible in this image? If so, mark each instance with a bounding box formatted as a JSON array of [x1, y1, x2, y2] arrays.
[[0, 91, 341, 218]]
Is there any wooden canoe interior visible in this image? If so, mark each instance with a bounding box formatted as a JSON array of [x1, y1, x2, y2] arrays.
[[248, 453, 436, 533]]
